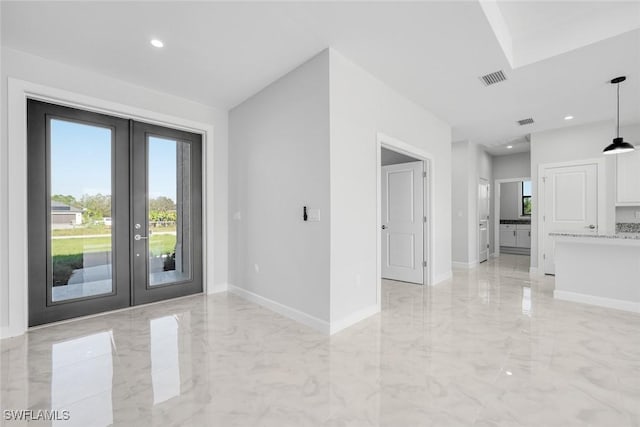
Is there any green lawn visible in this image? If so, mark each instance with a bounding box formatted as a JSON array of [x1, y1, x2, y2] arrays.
[[52, 234, 177, 286], [52, 224, 176, 237], [52, 234, 176, 256]]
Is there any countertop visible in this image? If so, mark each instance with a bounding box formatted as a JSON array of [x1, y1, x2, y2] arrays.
[[500, 219, 531, 225], [550, 232, 640, 240]]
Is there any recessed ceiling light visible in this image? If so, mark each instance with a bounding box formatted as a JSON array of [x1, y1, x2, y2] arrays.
[[150, 39, 164, 48], [564, 115, 574, 120], [506, 371, 513, 376], [507, 145, 513, 149]]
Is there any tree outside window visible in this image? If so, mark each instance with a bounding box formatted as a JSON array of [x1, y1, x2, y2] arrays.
[[522, 181, 532, 216]]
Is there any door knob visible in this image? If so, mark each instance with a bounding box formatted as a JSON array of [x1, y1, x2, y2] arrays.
[[134, 234, 148, 241], [381, 225, 387, 230]]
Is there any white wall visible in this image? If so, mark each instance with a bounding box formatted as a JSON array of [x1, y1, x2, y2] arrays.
[[451, 142, 492, 264], [493, 151, 530, 180], [0, 47, 229, 337], [500, 182, 521, 220], [329, 50, 451, 323], [451, 142, 470, 264], [229, 51, 331, 323], [530, 121, 616, 271]]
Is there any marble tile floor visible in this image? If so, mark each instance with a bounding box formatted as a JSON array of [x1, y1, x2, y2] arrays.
[[1, 254, 639, 426]]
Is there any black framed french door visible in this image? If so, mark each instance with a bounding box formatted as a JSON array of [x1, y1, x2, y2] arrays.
[[131, 121, 202, 305], [27, 100, 203, 327]]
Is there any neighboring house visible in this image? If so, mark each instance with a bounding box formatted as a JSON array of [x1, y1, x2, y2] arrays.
[[50, 200, 82, 227]]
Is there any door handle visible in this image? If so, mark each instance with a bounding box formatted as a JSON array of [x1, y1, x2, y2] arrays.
[[134, 234, 148, 241], [381, 225, 387, 230], [586, 225, 596, 230]]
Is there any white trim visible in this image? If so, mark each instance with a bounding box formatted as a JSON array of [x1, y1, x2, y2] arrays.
[[227, 285, 330, 334], [493, 176, 531, 258], [2, 78, 216, 339], [330, 305, 379, 335], [554, 290, 640, 313], [537, 158, 606, 276], [376, 133, 435, 306], [433, 270, 453, 285], [452, 261, 478, 269], [529, 267, 538, 274], [208, 283, 229, 294]]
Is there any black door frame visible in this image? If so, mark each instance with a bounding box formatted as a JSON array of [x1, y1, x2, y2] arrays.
[[131, 121, 203, 305], [27, 100, 203, 326]]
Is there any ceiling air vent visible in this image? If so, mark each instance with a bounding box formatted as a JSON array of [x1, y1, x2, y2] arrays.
[[517, 118, 535, 126], [480, 70, 507, 86]]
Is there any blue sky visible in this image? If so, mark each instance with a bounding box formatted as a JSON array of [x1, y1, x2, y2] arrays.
[[51, 119, 177, 201]]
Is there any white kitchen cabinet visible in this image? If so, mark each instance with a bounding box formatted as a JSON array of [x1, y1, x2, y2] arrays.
[[516, 229, 531, 248], [616, 147, 640, 205], [500, 224, 517, 246], [500, 223, 531, 248]]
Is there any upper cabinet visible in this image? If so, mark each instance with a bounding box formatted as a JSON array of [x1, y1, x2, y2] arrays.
[[616, 148, 640, 206]]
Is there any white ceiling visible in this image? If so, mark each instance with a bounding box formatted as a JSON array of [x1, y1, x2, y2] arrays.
[[2, 1, 639, 149]]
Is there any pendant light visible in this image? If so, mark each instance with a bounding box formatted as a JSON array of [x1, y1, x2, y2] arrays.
[[603, 76, 635, 155]]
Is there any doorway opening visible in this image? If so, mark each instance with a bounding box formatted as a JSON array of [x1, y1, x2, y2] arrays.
[[378, 137, 432, 298], [494, 177, 532, 258], [27, 100, 203, 326]]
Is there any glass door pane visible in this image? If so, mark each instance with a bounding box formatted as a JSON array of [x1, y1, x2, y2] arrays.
[[132, 121, 202, 305], [147, 136, 191, 286], [50, 119, 114, 302]]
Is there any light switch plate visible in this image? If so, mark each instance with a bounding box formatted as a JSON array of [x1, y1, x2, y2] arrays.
[[307, 208, 321, 221]]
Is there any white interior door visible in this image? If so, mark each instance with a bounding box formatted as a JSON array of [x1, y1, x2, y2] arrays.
[[381, 161, 424, 284], [543, 163, 598, 275], [478, 179, 490, 263]]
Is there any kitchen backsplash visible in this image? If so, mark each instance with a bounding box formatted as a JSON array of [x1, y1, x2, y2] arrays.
[[616, 223, 640, 233]]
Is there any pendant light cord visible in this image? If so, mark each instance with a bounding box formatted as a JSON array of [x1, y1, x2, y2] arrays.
[[617, 82, 620, 138]]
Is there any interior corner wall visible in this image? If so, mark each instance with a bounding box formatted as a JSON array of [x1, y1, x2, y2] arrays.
[[328, 49, 452, 323], [0, 47, 229, 336], [451, 141, 470, 264], [228, 50, 331, 324], [530, 120, 616, 271], [452, 142, 492, 264]]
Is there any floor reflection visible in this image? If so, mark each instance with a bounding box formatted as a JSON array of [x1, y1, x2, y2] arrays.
[[150, 315, 180, 405], [51, 331, 113, 427]]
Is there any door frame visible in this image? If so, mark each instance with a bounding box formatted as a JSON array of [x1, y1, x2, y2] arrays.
[[376, 133, 434, 304], [537, 158, 606, 275], [478, 178, 490, 263], [493, 176, 531, 257], [4, 78, 215, 338]]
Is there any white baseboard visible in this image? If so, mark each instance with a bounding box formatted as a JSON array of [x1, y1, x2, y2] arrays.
[[554, 290, 640, 313], [207, 283, 229, 294], [452, 261, 478, 269], [432, 270, 453, 285], [227, 285, 330, 334], [330, 304, 380, 335]]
